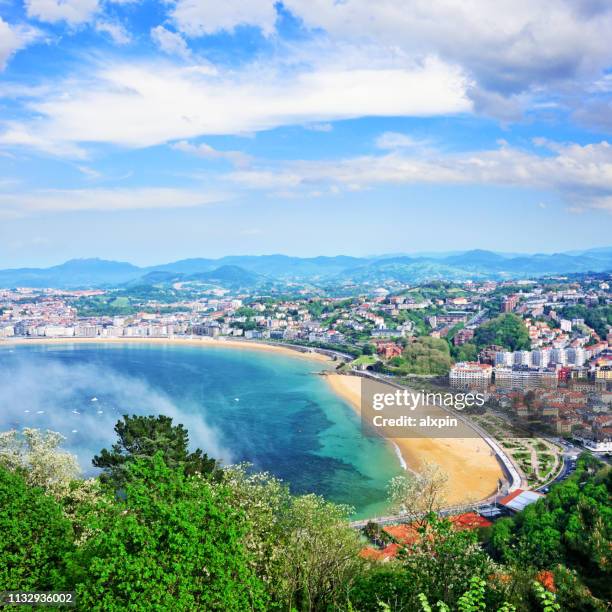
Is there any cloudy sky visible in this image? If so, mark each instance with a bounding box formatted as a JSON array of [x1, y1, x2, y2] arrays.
[[1, 0, 612, 266]]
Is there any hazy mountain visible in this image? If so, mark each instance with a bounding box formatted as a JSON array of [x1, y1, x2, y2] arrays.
[[145, 255, 366, 279], [0, 249, 610, 288], [333, 249, 612, 284], [443, 249, 508, 267], [566, 247, 612, 259], [0, 258, 141, 288], [187, 265, 262, 288]]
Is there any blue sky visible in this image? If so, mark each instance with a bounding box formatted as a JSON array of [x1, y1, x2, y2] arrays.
[[1, 0, 611, 266]]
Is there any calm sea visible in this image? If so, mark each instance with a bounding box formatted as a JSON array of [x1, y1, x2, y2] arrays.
[[0, 342, 403, 518]]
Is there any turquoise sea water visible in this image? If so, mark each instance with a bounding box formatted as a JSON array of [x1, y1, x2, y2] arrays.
[[0, 342, 403, 518]]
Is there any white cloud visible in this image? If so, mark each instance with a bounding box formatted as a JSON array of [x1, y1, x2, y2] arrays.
[[375, 132, 430, 150], [0, 19, 41, 70], [0, 122, 87, 158], [227, 139, 612, 212], [0, 55, 469, 155], [169, 0, 277, 37], [172, 140, 252, 168], [161, 0, 612, 120], [95, 21, 131, 45], [0, 21, 23, 71], [25, 0, 99, 24], [76, 165, 102, 179], [150, 25, 191, 60], [0, 187, 229, 216], [282, 0, 612, 96]]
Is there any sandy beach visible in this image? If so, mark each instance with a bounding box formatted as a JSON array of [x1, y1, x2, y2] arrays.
[[2, 336, 501, 505], [0, 336, 333, 363], [326, 374, 504, 505]]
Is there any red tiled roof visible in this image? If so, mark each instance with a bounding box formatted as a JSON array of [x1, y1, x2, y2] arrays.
[[380, 543, 402, 559], [359, 547, 384, 561], [450, 512, 493, 530], [359, 543, 402, 561], [364, 512, 493, 563], [383, 524, 420, 545]]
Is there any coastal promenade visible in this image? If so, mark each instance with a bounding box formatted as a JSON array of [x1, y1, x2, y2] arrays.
[[225, 338, 354, 362], [352, 369, 522, 491], [344, 369, 523, 527]]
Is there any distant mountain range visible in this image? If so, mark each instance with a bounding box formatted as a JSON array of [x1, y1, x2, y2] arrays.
[[1, 248, 611, 289]]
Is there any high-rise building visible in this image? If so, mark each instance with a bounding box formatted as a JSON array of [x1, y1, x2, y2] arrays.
[[551, 348, 567, 365], [531, 349, 551, 368], [566, 347, 587, 366]]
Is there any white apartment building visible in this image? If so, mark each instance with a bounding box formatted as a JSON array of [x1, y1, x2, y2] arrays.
[[43, 326, 75, 337], [551, 348, 567, 365], [566, 347, 587, 366], [514, 351, 532, 367], [449, 362, 493, 384], [531, 349, 551, 368], [74, 325, 100, 338], [495, 351, 514, 366], [494, 366, 558, 388], [0, 325, 15, 338]]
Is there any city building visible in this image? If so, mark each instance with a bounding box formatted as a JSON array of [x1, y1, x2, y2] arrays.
[[449, 362, 493, 385]]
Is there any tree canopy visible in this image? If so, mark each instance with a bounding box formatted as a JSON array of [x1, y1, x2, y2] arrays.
[[0, 422, 605, 612], [381, 337, 453, 375], [67, 454, 266, 611], [474, 314, 531, 351], [0, 467, 73, 591], [92, 414, 218, 488], [488, 454, 611, 606]]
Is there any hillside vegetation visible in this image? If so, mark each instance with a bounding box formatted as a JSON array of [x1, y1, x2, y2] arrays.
[[1, 419, 608, 611]]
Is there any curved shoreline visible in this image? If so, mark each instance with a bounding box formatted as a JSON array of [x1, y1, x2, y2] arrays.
[[0, 335, 334, 363], [325, 373, 504, 506], [2, 335, 506, 508]]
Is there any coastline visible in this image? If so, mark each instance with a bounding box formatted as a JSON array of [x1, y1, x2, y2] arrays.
[[325, 373, 504, 506], [0, 336, 334, 364], [2, 336, 500, 505]]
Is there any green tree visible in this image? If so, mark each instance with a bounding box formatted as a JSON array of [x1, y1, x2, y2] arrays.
[[387, 337, 453, 375], [488, 455, 611, 606], [474, 315, 530, 351], [0, 466, 74, 591], [66, 454, 267, 611], [400, 516, 497, 607], [92, 415, 218, 488], [349, 566, 415, 611], [277, 494, 362, 611], [222, 465, 362, 611], [452, 343, 479, 362], [363, 343, 376, 355]]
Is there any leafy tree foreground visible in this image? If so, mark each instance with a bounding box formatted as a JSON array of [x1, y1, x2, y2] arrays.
[[0, 417, 608, 611]]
